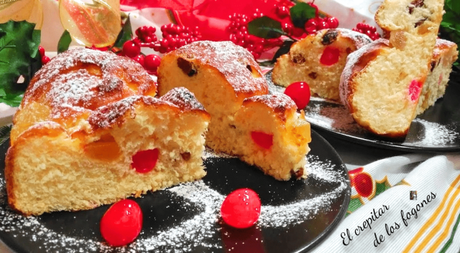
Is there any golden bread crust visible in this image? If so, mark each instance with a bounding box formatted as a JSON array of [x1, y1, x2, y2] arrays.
[[158, 40, 268, 99], [11, 48, 157, 144], [6, 48, 210, 215]]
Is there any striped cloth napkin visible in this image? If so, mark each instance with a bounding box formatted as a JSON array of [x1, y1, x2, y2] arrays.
[[312, 154, 460, 252]]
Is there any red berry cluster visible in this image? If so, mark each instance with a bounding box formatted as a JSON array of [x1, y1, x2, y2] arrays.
[[227, 1, 343, 59], [133, 24, 201, 54], [274, 0, 308, 39], [121, 39, 161, 75], [156, 24, 201, 53], [117, 24, 202, 74], [135, 26, 157, 44], [353, 23, 380, 40], [228, 13, 283, 59], [304, 3, 339, 34], [38, 46, 50, 65], [304, 16, 339, 34]]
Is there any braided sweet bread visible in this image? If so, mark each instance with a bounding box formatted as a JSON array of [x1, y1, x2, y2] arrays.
[[6, 48, 210, 215], [158, 41, 311, 181]]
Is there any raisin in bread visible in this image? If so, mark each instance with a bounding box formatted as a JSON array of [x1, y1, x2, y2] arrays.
[[272, 28, 372, 101], [6, 48, 210, 215], [157, 41, 311, 181], [339, 0, 445, 138]]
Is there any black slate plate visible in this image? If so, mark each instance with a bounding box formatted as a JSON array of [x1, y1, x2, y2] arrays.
[[267, 71, 460, 153], [0, 130, 350, 253]]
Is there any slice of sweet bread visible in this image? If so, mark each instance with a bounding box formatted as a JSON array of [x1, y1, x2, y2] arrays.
[[339, 0, 445, 138], [5, 48, 210, 215], [416, 39, 458, 115], [233, 94, 311, 180], [272, 28, 372, 101], [157, 41, 311, 180]]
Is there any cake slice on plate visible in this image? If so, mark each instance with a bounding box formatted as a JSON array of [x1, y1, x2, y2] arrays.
[[339, 0, 448, 138], [158, 41, 311, 181], [6, 48, 210, 215]]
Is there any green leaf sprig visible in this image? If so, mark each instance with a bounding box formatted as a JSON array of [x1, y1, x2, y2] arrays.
[[290, 2, 317, 28], [440, 0, 460, 67], [0, 20, 41, 107]]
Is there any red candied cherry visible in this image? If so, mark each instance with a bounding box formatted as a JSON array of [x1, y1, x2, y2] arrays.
[[284, 81, 311, 109], [251, 131, 273, 149], [100, 199, 143, 247], [320, 46, 340, 66], [143, 54, 161, 75], [131, 148, 159, 173], [123, 40, 141, 58], [221, 188, 261, 229], [353, 172, 374, 198], [408, 79, 423, 102]]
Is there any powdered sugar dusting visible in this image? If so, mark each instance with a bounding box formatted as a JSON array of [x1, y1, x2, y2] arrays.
[[410, 118, 459, 146], [336, 28, 372, 49], [0, 148, 347, 252], [22, 47, 156, 122], [160, 87, 206, 111], [133, 181, 223, 252], [245, 93, 295, 111], [259, 155, 347, 227], [305, 99, 367, 135], [303, 97, 460, 148], [47, 70, 101, 109]]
